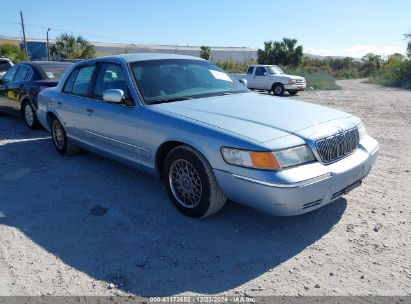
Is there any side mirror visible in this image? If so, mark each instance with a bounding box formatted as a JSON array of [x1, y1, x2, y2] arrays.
[[263, 72, 267, 76], [239, 79, 248, 88], [103, 89, 124, 103]]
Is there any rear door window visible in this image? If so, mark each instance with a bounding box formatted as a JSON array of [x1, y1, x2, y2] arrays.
[[14, 65, 29, 81], [25, 67, 34, 80], [63, 69, 79, 94], [247, 66, 254, 75], [63, 65, 96, 97]]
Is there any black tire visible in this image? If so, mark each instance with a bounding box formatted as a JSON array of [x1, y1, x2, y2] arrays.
[[163, 145, 227, 218], [288, 91, 298, 96], [272, 83, 285, 96], [50, 116, 79, 155], [22, 101, 41, 130]]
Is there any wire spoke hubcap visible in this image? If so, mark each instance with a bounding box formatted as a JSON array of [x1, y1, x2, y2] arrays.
[[169, 159, 202, 208], [275, 86, 282, 94], [52, 121, 65, 150], [24, 104, 33, 126]]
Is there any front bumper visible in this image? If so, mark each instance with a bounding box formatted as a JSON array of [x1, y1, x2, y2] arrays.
[[284, 84, 306, 91], [214, 136, 379, 216]]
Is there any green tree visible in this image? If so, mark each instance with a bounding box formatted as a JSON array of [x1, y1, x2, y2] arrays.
[[361, 53, 382, 75], [0, 43, 28, 62], [200, 46, 211, 60], [282, 38, 303, 66], [257, 38, 303, 67], [50, 34, 96, 59]]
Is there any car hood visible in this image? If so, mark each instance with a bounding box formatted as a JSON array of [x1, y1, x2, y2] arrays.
[[277, 74, 305, 80], [153, 92, 352, 143]]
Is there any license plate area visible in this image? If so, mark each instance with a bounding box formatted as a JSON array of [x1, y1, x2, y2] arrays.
[[344, 179, 362, 194]]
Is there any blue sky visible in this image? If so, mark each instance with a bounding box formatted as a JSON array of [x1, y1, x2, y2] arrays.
[[1, 0, 410, 58]]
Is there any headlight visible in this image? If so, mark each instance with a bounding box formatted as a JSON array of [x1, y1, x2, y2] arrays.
[[221, 145, 315, 170], [288, 79, 297, 84], [357, 121, 367, 141], [274, 145, 315, 168]]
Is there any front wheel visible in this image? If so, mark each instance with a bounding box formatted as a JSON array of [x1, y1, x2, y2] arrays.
[[272, 83, 285, 96], [163, 146, 227, 218], [51, 117, 79, 155], [22, 101, 40, 129]]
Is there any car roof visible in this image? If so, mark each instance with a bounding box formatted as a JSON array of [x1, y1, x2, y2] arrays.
[[20, 61, 74, 67], [91, 53, 205, 63], [249, 64, 279, 67]]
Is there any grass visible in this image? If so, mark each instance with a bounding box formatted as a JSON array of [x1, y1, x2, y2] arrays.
[[284, 68, 340, 90]]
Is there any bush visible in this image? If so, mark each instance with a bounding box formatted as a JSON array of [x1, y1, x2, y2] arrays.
[[0, 43, 28, 62], [370, 54, 411, 88], [284, 67, 340, 90], [50, 34, 96, 59], [214, 59, 256, 73]]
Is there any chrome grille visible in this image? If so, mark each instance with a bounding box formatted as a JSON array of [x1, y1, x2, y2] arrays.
[[315, 127, 359, 163], [296, 79, 305, 84]]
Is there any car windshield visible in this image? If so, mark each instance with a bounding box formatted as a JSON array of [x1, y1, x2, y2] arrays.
[[267, 66, 284, 75], [130, 59, 249, 104], [38, 63, 73, 80]]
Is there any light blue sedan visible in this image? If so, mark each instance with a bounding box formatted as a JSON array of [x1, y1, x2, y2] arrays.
[[37, 54, 379, 218]]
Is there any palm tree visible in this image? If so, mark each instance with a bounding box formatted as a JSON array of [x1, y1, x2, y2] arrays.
[[200, 46, 211, 60], [257, 41, 274, 64], [282, 38, 303, 67], [257, 38, 303, 66], [50, 34, 96, 60]]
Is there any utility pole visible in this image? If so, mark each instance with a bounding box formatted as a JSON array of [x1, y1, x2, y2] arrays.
[[46, 28, 50, 60], [20, 11, 28, 53]]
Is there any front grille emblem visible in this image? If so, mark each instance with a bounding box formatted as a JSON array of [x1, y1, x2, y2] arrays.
[[315, 127, 359, 163]]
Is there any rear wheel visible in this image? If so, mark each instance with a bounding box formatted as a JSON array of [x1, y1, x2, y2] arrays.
[[51, 117, 79, 155], [272, 83, 285, 96], [22, 101, 40, 129], [163, 145, 227, 218]]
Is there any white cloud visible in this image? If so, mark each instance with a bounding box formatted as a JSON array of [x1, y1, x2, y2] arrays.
[[306, 44, 406, 58], [305, 47, 337, 57]]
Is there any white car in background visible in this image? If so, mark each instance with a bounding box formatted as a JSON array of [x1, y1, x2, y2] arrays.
[[234, 64, 306, 96]]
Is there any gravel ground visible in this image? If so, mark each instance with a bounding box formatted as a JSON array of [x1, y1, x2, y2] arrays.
[[0, 79, 410, 297]]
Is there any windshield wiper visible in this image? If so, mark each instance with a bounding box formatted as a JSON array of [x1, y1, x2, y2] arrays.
[[214, 92, 233, 96], [148, 96, 193, 105]]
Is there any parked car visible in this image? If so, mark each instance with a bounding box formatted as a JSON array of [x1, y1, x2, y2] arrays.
[[233, 65, 306, 96], [0, 61, 74, 129], [37, 54, 379, 218], [0, 57, 13, 80]]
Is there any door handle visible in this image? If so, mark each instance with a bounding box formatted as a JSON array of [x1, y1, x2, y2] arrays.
[[86, 108, 94, 113]]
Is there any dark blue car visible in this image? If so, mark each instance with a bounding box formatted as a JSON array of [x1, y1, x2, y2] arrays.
[[0, 61, 73, 129]]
